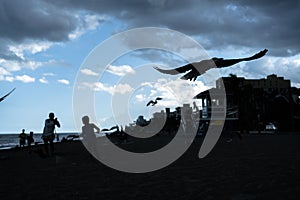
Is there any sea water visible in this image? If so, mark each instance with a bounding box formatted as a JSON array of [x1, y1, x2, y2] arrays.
[[0, 133, 80, 150]]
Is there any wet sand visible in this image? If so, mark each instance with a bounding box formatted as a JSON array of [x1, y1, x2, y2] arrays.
[[0, 134, 299, 200]]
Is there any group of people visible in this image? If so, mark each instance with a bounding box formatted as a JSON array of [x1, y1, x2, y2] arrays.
[[18, 129, 35, 149], [18, 112, 101, 157], [18, 112, 61, 156]]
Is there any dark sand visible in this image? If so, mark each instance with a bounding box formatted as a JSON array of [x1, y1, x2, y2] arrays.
[[0, 134, 300, 200]]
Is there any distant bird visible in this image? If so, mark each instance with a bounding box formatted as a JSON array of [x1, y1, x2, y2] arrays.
[[154, 49, 268, 81], [0, 88, 16, 103], [146, 97, 163, 106]]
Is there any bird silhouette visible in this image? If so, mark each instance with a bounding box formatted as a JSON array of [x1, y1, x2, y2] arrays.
[[154, 49, 268, 81], [146, 97, 163, 106], [0, 88, 16, 103]]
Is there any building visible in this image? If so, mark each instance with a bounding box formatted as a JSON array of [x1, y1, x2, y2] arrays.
[[199, 74, 300, 132], [216, 74, 291, 93]]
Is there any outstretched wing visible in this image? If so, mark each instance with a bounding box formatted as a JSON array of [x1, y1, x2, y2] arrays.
[[0, 88, 16, 102], [155, 97, 163, 101], [154, 63, 194, 75], [146, 100, 154, 106], [247, 49, 268, 60], [214, 49, 268, 67]]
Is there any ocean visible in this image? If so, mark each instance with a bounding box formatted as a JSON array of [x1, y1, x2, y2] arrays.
[[0, 132, 80, 150]]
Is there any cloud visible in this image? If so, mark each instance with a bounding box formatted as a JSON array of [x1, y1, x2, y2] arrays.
[[4, 76, 14, 82], [0, 67, 11, 76], [8, 41, 53, 60], [80, 68, 99, 76], [43, 72, 55, 76], [0, 1, 106, 79], [137, 78, 211, 108], [0, 58, 58, 72], [42, 0, 299, 57], [69, 14, 107, 40], [58, 79, 70, 85], [106, 64, 135, 76], [1, 0, 299, 58], [135, 94, 147, 102], [82, 81, 133, 95], [1, 0, 300, 87], [39, 77, 48, 84], [15, 75, 35, 83]]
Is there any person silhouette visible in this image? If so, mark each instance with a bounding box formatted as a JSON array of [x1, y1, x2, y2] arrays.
[[81, 116, 100, 156], [42, 112, 60, 156], [154, 49, 268, 81], [19, 129, 27, 148], [27, 131, 34, 153]]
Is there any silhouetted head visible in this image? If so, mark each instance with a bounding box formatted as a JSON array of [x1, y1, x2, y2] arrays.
[[22, 129, 25, 133], [49, 112, 55, 119], [82, 115, 90, 125], [30, 131, 33, 136]]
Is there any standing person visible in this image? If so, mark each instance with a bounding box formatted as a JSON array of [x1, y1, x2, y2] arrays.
[[27, 131, 35, 153], [19, 129, 27, 148], [81, 116, 100, 156], [42, 112, 60, 156]]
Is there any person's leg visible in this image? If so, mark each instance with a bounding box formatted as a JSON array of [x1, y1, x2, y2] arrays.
[[43, 139, 49, 156], [28, 143, 31, 153], [49, 140, 54, 156]]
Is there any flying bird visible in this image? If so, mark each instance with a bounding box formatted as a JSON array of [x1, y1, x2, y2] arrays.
[[0, 88, 16, 103], [154, 49, 268, 81], [146, 97, 163, 106]]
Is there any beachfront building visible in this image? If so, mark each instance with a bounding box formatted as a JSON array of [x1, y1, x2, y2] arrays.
[[197, 74, 300, 132]]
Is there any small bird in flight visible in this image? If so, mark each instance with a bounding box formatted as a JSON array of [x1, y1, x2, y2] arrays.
[[146, 97, 163, 106], [154, 49, 268, 81], [0, 88, 16, 103]]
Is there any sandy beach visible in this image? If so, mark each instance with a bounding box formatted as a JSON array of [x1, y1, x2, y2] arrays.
[[0, 134, 299, 200]]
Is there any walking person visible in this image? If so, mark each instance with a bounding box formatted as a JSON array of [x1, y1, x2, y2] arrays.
[[42, 112, 60, 156]]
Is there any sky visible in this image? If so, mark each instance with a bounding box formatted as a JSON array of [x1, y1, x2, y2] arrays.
[[0, 0, 300, 133]]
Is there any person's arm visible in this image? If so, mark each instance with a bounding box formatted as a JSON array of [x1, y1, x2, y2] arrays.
[[92, 123, 100, 134], [54, 118, 61, 128]]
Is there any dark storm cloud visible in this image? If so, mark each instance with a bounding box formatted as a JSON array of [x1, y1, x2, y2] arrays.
[[0, 0, 77, 42], [51, 0, 300, 56], [0, 0, 299, 60]]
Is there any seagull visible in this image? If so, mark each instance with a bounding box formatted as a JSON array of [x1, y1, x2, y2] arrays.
[[154, 49, 268, 81], [0, 88, 16, 103], [146, 97, 163, 106]]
